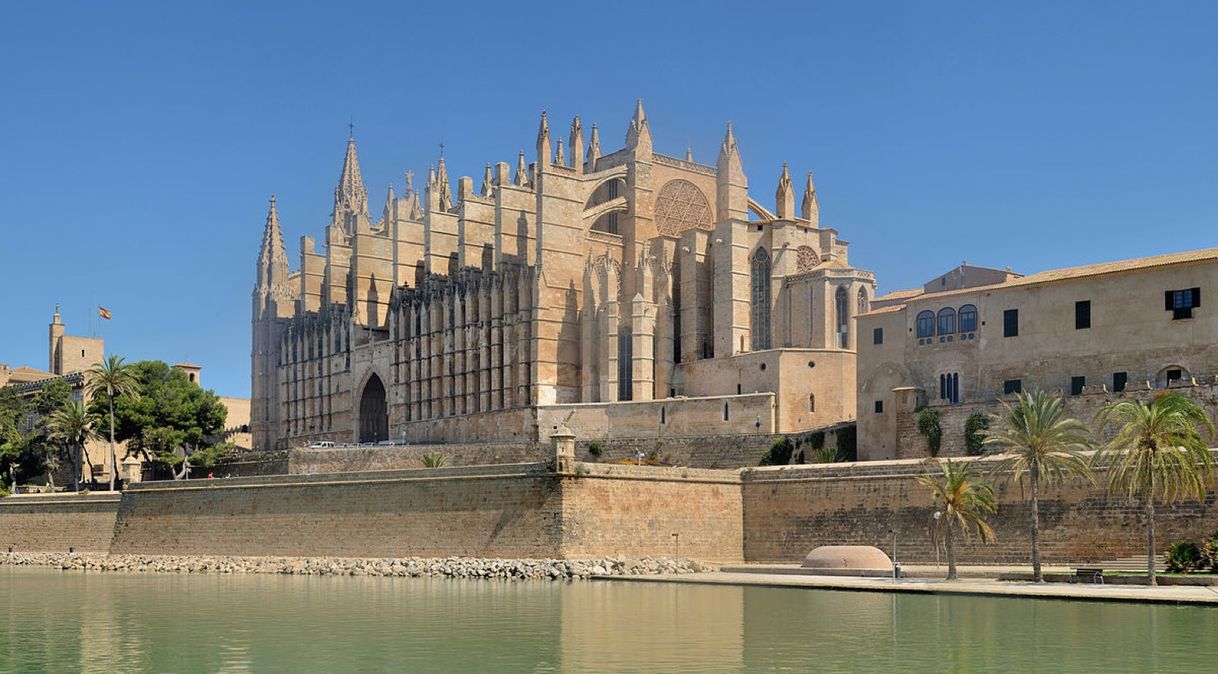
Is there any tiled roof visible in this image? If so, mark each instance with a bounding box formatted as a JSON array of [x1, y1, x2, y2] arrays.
[[861, 247, 1218, 315]]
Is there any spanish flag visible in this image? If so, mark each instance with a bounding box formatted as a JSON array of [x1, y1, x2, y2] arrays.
[[98, 306, 111, 320]]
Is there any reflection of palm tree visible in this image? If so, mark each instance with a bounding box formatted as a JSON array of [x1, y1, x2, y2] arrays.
[[984, 391, 1093, 582], [86, 355, 140, 491], [47, 401, 96, 491], [917, 460, 997, 580], [1096, 393, 1214, 585]]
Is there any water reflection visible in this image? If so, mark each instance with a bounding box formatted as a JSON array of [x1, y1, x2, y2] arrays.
[[0, 568, 1213, 673]]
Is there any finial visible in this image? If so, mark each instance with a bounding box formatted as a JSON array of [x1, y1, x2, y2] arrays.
[[405, 170, 414, 193], [269, 194, 277, 207], [439, 141, 445, 158], [55, 302, 60, 315], [348, 119, 354, 140], [685, 145, 693, 162]]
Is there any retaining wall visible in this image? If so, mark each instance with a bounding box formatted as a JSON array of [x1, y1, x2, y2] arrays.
[[0, 492, 121, 553]]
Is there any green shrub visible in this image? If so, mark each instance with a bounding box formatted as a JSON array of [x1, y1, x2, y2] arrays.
[[759, 436, 794, 466], [1165, 540, 1204, 573], [813, 446, 843, 464], [917, 409, 942, 457], [421, 452, 449, 469], [588, 442, 604, 457], [964, 414, 989, 456], [1202, 532, 1218, 573]]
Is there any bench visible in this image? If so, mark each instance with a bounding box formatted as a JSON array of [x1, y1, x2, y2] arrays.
[[1074, 568, 1104, 584]]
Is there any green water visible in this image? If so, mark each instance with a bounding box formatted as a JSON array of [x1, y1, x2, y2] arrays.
[[0, 567, 1213, 673]]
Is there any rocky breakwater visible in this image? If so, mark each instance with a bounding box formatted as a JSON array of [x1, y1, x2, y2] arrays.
[[2, 553, 714, 580]]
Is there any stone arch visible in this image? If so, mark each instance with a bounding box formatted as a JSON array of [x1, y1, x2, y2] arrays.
[[1156, 364, 1191, 388], [357, 371, 390, 443], [861, 361, 911, 393]]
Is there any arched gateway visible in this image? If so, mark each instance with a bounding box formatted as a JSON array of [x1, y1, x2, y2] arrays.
[[358, 373, 389, 443]]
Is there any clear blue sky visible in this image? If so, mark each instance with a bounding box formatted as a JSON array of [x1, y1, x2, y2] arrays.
[[1, 1, 1214, 398]]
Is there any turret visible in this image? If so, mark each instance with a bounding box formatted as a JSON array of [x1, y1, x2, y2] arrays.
[[775, 162, 794, 220], [535, 110, 551, 172], [481, 163, 493, 196], [587, 124, 602, 172], [515, 149, 529, 187], [568, 116, 585, 172], [436, 154, 453, 212], [330, 130, 370, 238], [624, 98, 652, 154], [255, 195, 291, 301], [801, 171, 819, 227], [715, 122, 748, 222]]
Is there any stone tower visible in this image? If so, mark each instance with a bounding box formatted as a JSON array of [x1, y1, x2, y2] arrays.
[[251, 195, 294, 452]]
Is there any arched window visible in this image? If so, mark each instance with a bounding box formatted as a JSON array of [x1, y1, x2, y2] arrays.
[[808, 393, 816, 412], [835, 286, 848, 348], [916, 311, 935, 338], [857, 288, 869, 315], [750, 248, 772, 350], [959, 304, 978, 332], [937, 308, 956, 335]]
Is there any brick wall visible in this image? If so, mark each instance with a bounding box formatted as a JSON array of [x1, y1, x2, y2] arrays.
[[742, 454, 1218, 564], [0, 493, 121, 552]]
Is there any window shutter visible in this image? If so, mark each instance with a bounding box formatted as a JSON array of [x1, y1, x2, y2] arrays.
[[1165, 291, 1174, 310], [1192, 287, 1201, 308]]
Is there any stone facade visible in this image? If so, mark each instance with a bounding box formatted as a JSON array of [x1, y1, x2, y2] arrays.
[[856, 249, 1218, 460], [0, 492, 121, 552], [253, 102, 875, 450]]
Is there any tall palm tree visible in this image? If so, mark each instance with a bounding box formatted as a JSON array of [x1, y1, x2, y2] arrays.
[[86, 355, 140, 491], [916, 459, 998, 580], [47, 401, 96, 492], [983, 390, 1094, 582], [1096, 393, 1214, 586]]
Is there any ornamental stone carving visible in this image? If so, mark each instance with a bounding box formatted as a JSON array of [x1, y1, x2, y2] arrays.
[[654, 179, 712, 237], [796, 245, 820, 272]]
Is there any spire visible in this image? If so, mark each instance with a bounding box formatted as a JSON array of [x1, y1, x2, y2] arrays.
[[717, 121, 743, 176], [515, 149, 529, 187], [481, 163, 493, 196], [535, 110, 551, 171], [436, 154, 453, 211], [685, 145, 693, 162], [555, 138, 566, 166], [775, 162, 795, 220], [381, 183, 396, 229], [587, 124, 601, 171], [332, 132, 369, 235], [568, 116, 584, 171], [256, 194, 290, 293], [716, 122, 748, 222], [625, 98, 651, 151], [801, 170, 819, 226]]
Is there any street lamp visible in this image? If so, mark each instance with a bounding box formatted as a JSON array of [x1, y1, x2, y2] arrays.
[[889, 529, 898, 580], [933, 511, 942, 568]]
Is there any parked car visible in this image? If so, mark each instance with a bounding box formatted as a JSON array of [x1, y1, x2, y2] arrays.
[[308, 441, 335, 448]]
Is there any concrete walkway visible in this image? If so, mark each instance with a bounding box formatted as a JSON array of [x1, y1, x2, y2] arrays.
[[593, 571, 1218, 606]]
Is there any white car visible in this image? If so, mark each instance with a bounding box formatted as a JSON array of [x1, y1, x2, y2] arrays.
[[308, 441, 336, 448]]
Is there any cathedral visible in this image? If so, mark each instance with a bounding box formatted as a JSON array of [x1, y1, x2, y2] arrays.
[[252, 102, 875, 450]]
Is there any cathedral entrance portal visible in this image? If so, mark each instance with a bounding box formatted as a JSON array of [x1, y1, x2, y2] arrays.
[[358, 374, 389, 443]]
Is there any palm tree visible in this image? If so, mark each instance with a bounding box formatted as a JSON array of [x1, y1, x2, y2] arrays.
[[86, 355, 140, 491], [1096, 393, 1214, 586], [983, 390, 1094, 582], [47, 401, 96, 492], [916, 459, 998, 580]]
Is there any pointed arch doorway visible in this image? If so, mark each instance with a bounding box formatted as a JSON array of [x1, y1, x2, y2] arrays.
[[358, 373, 389, 443]]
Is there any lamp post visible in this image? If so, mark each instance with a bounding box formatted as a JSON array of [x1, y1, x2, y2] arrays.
[[889, 529, 898, 580]]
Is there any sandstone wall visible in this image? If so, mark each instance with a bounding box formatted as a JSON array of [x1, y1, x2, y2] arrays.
[[110, 465, 566, 559], [0, 493, 121, 553], [537, 393, 774, 441], [742, 455, 1218, 564], [288, 443, 543, 474], [559, 464, 743, 562]]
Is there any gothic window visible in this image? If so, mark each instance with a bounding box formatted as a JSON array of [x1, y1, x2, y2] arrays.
[[857, 288, 869, 315], [937, 308, 957, 335], [591, 212, 620, 235], [618, 327, 633, 401], [959, 304, 978, 332], [654, 180, 712, 237], [796, 246, 820, 272], [835, 286, 848, 348], [750, 248, 772, 350]]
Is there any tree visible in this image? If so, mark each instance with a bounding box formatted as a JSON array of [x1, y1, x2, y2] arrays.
[[86, 355, 141, 491], [25, 378, 75, 488], [1096, 393, 1214, 586], [916, 459, 998, 580], [46, 401, 96, 491], [983, 390, 1094, 581], [103, 361, 230, 480], [0, 388, 29, 489]]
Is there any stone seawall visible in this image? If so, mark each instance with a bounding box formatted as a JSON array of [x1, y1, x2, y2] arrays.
[[110, 464, 566, 559], [742, 455, 1218, 564], [0, 492, 121, 553], [288, 443, 544, 474]]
